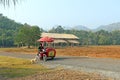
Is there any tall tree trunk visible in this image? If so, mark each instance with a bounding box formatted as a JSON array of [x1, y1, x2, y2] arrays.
[[28, 44, 30, 48]]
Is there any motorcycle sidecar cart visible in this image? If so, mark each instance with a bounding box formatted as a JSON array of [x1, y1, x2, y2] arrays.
[[39, 47, 56, 61], [37, 36, 56, 61]]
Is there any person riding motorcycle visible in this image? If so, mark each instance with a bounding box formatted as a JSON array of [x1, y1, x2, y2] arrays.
[[37, 43, 45, 56], [38, 43, 44, 51]]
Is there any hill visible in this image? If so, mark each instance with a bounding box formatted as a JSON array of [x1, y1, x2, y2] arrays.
[[72, 25, 90, 31], [0, 14, 23, 30], [95, 22, 120, 32], [0, 14, 23, 47], [64, 25, 90, 31]]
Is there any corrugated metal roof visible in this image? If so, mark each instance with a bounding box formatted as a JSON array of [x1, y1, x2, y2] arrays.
[[41, 33, 79, 39]]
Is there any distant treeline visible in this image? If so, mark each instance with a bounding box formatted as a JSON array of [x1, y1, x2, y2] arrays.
[[49, 26, 120, 45], [0, 14, 120, 47], [0, 14, 41, 48]]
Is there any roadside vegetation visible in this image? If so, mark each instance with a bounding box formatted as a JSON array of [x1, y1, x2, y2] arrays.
[[0, 56, 47, 78], [0, 56, 111, 80]]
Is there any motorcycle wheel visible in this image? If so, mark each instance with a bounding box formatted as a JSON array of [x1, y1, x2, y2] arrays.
[[43, 54, 47, 62]]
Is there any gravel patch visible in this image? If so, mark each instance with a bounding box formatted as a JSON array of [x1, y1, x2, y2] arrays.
[[40, 63, 117, 80], [7, 69, 111, 80]]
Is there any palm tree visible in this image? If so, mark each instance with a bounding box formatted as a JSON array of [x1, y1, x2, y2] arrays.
[[0, 0, 19, 6]]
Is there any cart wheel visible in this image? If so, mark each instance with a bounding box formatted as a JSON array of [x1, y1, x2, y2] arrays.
[[40, 57, 42, 60], [43, 54, 47, 62], [51, 57, 54, 60], [39, 54, 42, 60]]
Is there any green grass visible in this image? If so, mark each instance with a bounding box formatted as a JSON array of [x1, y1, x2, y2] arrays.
[[0, 56, 47, 78]]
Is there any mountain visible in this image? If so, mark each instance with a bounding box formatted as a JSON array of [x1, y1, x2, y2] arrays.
[[95, 22, 120, 32], [64, 26, 72, 30], [72, 25, 90, 31], [64, 25, 90, 31]]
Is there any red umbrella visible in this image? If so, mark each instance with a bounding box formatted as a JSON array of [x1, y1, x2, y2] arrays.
[[37, 36, 54, 42]]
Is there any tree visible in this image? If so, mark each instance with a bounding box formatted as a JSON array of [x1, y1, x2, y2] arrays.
[[0, 14, 23, 47], [96, 30, 112, 45], [30, 26, 41, 45], [15, 24, 41, 48], [49, 25, 64, 33], [111, 30, 120, 45], [87, 31, 95, 45], [48, 27, 56, 33], [0, 0, 19, 6], [55, 25, 64, 33]]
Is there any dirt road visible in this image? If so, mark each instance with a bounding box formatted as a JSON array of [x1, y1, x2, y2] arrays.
[[0, 52, 120, 79]]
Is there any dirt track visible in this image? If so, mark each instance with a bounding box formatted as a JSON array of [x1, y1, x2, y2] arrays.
[[0, 52, 120, 79]]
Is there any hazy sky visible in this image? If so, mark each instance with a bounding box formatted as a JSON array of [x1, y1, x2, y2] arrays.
[[0, 0, 120, 30]]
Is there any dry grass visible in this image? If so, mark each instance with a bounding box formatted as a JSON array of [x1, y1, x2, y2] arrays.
[[0, 48, 37, 54], [0, 45, 120, 59], [0, 56, 46, 78], [56, 46, 120, 59]]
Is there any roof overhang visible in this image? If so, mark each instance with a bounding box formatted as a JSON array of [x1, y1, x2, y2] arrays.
[[54, 40, 67, 43], [67, 40, 79, 44]]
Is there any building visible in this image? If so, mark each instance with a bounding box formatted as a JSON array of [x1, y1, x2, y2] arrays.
[[41, 33, 79, 47]]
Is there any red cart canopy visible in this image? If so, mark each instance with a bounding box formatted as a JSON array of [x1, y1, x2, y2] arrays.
[[37, 36, 54, 42]]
